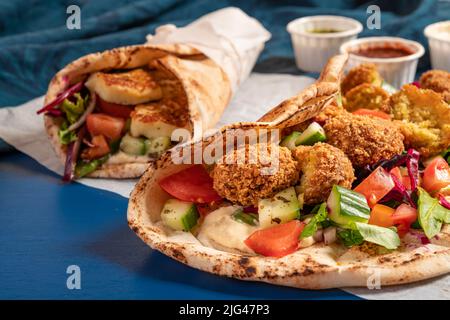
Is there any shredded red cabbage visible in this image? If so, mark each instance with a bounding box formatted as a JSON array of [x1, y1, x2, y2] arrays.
[[406, 149, 420, 191], [243, 206, 258, 214], [63, 126, 86, 182], [37, 82, 84, 115], [411, 81, 421, 88], [381, 173, 416, 208], [438, 194, 450, 210]]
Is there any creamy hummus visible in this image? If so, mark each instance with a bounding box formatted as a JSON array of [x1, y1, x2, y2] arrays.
[[197, 206, 258, 254]]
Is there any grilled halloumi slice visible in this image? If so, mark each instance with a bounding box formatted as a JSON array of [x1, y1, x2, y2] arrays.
[[85, 69, 162, 105], [130, 102, 187, 140]]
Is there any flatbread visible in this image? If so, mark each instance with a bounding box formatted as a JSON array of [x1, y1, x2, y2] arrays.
[[43, 44, 231, 178], [128, 54, 450, 289]]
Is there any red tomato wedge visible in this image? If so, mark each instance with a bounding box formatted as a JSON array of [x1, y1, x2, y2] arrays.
[[422, 156, 450, 194], [244, 220, 304, 258], [81, 135, 110, 160], [392, 204, 417, 237], [86, 113, 125, 141], [369, 204, 395, 227], [97, 95, 134, 118], [354, 166, 395, 208], [159, 165, 222, 203], [352, 108, 391, 120]]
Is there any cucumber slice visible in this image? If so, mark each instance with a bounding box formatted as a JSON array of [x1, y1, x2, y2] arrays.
[[145, 136, 171, 156], [160, 199, 199, 232], [327, 185, 370, 228], [280, 131, 301, 150], [258, 187, 300, 228], [120, 134, 146, 155], [295, 122, 326, 146]]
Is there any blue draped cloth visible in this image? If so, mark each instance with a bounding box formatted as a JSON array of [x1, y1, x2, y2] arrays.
[[0, 0, 448, 151]]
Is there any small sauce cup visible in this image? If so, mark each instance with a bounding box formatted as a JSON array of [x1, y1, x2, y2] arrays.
[[424, 20, 450, 72], [340, 37, 425, 88], [287, 15, 363, 72]]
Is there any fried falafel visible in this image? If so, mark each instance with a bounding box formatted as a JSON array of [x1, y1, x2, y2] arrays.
[[419, 69, 450, 103], [211, 143, 299, 206], [324, 113, 404, 167], [343, 83, 390, 113], [292, 142, 355, 205], [341, 63, 383, 95], [389, 84, 450, 158]]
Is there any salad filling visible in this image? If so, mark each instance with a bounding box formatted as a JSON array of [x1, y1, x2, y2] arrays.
[[154, 65, 450, 259], [38, 65, 189, 181]]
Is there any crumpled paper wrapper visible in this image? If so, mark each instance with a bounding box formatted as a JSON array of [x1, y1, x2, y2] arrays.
[[146, 7, 271, 94], [0, 73, 448, 299]]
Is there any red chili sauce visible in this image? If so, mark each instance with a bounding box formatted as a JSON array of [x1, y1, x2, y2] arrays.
[[351, 43, 415, 58]]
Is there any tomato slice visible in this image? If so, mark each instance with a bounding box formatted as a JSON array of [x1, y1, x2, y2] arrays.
[[422, 156, 450, 194], [244, 220, 304, 258], [369, 204, 395, 227], [86, 113, 125, 141], [392, 204, 417, 237], [354, 166, 395, 208], [352, 108, 391, 120], [81, 135, 110, 160], [97, 95, 134, 118], [159, 165, 222, 203]]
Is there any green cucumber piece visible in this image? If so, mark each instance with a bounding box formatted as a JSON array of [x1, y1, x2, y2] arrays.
[[145, 136, 171, 156], [232, 209, 259, 226], [280, 131, 301, 150], [295, 122, 326, 146], [327, 185, 370, 228], [120, 134, 146, 156], [160, 199, 199, 232], [258, 187, 300, 228]]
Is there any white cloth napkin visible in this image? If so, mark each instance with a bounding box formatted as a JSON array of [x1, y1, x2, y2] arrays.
[[146, 7, 271, 94]]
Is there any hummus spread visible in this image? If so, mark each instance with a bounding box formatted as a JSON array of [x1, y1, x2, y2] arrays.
[[197, 206, 258, 254]]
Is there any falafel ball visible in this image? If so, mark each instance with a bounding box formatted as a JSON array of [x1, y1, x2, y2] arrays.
[[389, 84, 450, 158], [292, 143, 355, 205], [324, 113, 404, 167], [211, 143, 299, 206], [343, 83, 390, 113], [341, 63, 383, 95], [419, 69, 450, 103]]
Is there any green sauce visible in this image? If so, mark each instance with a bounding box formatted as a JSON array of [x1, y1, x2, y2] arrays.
[[308, 28, 342, 34]]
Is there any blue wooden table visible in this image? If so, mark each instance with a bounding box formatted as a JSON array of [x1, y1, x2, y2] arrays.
[[0, 151, 359, 299]]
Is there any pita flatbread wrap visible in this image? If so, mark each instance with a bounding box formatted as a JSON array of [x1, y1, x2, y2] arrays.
[[128, 54, 450, 289], [40, 43, 231, 179]]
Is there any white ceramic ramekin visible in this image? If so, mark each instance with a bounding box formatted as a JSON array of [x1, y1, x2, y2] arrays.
[[424, 20, 450, 72], [340, 37, 425, 89], [287, 15, 363, 72]]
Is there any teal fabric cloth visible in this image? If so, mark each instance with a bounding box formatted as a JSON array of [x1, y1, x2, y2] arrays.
[[0, 0, 448, 150]]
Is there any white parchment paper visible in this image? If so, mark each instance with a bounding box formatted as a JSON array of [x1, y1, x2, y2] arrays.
[[146, 7, 271, 94], [0, 73, 448, 300]]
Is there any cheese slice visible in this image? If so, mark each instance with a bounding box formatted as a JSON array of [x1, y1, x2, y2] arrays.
[[130, 102, 185, 140], [85, 69, 162, 105]]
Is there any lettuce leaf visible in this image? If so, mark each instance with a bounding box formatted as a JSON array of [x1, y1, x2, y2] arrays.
[[418, 187, 450, 238], [300, 203, 328, 239]]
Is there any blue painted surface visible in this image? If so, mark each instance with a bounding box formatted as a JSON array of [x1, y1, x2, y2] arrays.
[[0, 152, 359, 299]]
